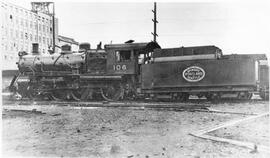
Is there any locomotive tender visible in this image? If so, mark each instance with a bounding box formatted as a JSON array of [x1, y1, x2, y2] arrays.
[[10, 42, 269, 101]]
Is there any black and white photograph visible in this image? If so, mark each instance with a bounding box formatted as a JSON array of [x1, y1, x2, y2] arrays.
[[1, 0, 269, 157]]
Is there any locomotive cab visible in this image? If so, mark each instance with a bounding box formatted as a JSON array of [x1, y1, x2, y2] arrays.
[[100, 42, 160, 100], [105, 42, 160, 76]]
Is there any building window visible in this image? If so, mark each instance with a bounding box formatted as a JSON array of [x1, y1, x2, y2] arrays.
[[34, 22, 37, 30], [25, 33, 28, 39], [43, 37, 45, 44], [16, 30, 18, 38], [4, 55, 7, 60], [4, 13, 7, 21], [14, 43, 17, 51], [30, 34, 32, 41], [9, 14, 12, 19], [35, 35, 37, 42], [5, 28, 8, 36], [10, 29, 13, 38], [6, 43, 9, 51]]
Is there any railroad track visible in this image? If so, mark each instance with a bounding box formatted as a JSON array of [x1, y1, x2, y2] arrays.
[[2, 99, 208, 109], [2, 99, 260, 115], [2, 96, 214, 113], [2, 91, 267, 115]]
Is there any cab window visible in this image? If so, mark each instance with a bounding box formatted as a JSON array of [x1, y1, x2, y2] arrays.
[[115, 50, 131, 62]]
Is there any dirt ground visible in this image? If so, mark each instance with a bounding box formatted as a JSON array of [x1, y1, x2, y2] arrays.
[[2, 100, 270, 158]]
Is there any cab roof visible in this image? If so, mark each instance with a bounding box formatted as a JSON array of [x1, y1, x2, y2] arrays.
[[104, 42, 160, 53]]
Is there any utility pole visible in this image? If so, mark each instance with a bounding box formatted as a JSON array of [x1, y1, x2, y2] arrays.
[[52, 2, 55, 53], [151, 2, 158, 42]]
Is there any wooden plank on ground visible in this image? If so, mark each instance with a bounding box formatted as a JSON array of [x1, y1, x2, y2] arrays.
[[190, 133, 270, 153], [206, 108, 258, 115], [193, 112, 269, 135]]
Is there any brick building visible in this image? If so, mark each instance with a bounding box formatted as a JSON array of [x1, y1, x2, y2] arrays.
[[0, 1, 58, 70]]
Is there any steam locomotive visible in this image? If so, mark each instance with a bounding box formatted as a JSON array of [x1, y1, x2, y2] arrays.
[[9, 42, 269, 101]]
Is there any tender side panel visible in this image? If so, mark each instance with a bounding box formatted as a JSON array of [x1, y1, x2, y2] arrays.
[[141, 58, 256, 90]]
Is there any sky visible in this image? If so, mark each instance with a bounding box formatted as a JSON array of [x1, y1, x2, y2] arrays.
[[3, 0, 270, 55]]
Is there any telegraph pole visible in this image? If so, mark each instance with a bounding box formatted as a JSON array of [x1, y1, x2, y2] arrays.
[[152, 2, 158, 42], [52, 2, 55, 53]]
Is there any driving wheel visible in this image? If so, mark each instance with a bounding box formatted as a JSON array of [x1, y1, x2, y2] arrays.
[[100, 82, 124, 101]]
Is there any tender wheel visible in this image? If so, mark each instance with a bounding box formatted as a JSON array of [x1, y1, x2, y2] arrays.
[[212, 93, 221, 101], [177, 93, 189, 101], [100, 83, 124, 101], [260, 91, 269, 100], [247, 92, 253, 100], [237, 92, 252, 100], [206, 93, 221, 101]]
